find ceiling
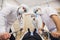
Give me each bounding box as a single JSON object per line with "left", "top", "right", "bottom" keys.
{"left": 0, "top": 0, "right": 60, "bottom": 11}
{"left": 15, "top": 0, "right": 60, "bottom": 7}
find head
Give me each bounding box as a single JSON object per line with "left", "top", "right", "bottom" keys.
{"left": 17, "top": 4, "right": 29, "bottom": 20}
{"left": 17, "top": 4, "right": 29, "bottom": 15}
{"left": 33, "top": 6, "right": 42, "bottom": 15}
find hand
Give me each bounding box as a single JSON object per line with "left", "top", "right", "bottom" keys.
{"left": 38, "top": 28, "right": 43, "bottom": 34}
{"left": 51, "top": 32, "right": 60, "bottom": 38}
{"left": 38, "top": 28, "right": 49, "bottom": 34}
{"left": 1, "top": 32, "right": 11, "bottom": 40}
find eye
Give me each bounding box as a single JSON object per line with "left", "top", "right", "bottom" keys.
{"left": 34, "top": 10, "right": 38, "bottom": 13}
{"left": 18, "top": 13, "right": 21, "bottom": 15}
{"left": 23, "top": 7, "right": 26, "bottom": 9}
{"left": 23, "top": 7, "right": 27, "bottom": 12}
{"left": 24, "top": 9, "right": 27, "bottom": 12}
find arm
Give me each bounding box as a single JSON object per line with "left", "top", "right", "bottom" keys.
{"left": 0, "top": 15, "right": 6, "bottom": 39}
{"left": 0, "top": 6, "right": 11, "bottom": 39}
{"left": 46, "top": 7, "right": 60, "bottom": 32}
{"left": 0, "top": 6, "right": 11, "bottom": 33}
{"left": 51, "top": 15, "right": 60, "bottom": 32}
{"left": 0, "top": 12, "right": 11, "bottom": 40}
{"left": 47, "top": 7, "right": 60, "bottom": 38}
{"left": 50, "top": 15, "right": 60, "bottom": 38}
{"left": 38, "top": 22, "right": 45, "bottom": 34}
{"left": 0, "top": 15, "right": 6, "bottom": 33}
{"left": 41, "top": 22, "right": 45, "bottom": 29}
{"left": 38, "top": 22, "right": 45, "bottom": 31}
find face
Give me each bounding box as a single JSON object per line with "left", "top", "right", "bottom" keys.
{"left": 18, "top": 7, "right": 27, "bottom": 14}
{"left": 36, "top": 8, "right": 41, "bottom": 14}
{"left": 17, "top": 5, "right": 29, "bottom": 23}
{"left": 34, "top": 8, "right": 42, "bottom": 15}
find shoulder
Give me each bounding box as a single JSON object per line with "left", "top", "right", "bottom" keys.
{"left": 44, "top": 7, "right": 58, "bottom": 16}
{"left": 5, "top": 3, "right": 19, "bottom": 10}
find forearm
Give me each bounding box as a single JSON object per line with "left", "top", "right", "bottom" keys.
{"left": 38, "top": 22, "right": 45, "bottom": 30}
{"left": 0, "top": 34, "right": 1, "bottom": 38}
{"left": 41, "top": 22, "right": 45, "bottom": 29}
{"left": 0, "top": 12, "right": 8, "bottom": 40}
{"left": 0, "top": 7, "right": 12, "bottom": 33}
{"left": 0, "top": 15, "right": 6, "bottom": 33}
{"left": 51, "top": 15, "right": 60, "bottom": 32}
{"left": 55, "top": 18, "right": 60, "bottom": 32}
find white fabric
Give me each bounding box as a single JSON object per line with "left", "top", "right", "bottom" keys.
{"left": 40, "top": 7, "right": 58, "bottom": 32}
{"left": 32, "top": 16, "right": 41, "bottom": 33}
{"left": 45, "top": 7, "right": 58, "bottom": 16}
{"left": 32, "top": 18, "right": 38, "bottom": 28}
{"left": 0, "top": 3, "right": 19, "bottom": 33}
{"left": 19, "top": 17, "right": 24, "bottom": 28}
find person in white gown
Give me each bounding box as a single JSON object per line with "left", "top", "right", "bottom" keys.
{"left": 33, "top": 6, "right": 60, "bottom": 40}
{"left": 0, "top": 3, "right": 29, "bottom": 40}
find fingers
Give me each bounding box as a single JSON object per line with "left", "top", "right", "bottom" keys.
{"left": 51, "top": 33, "right": 58, "bottom": 38}
{"left": 51, "top": 32, "right": 60, "bottom": 38}
{"left": 38, "top": 28, "right": 43, "bottom": 34}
